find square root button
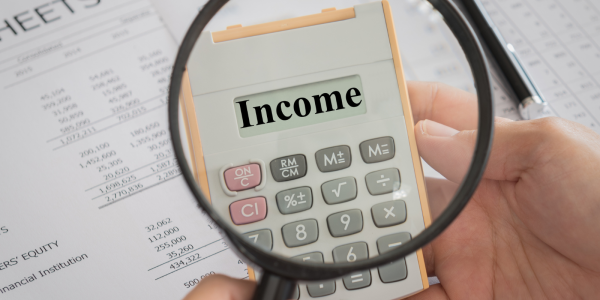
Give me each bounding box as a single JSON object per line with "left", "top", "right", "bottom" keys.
{"left": 224, "top": 164, "right": 261, "bottom": 191}
{"left": 270, "top": 154, "right": 307, "bottom": 182}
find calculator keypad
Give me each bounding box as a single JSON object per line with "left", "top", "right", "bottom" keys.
{"left": 222, "top": 136, "right": 419, "bottom": 297}
{"left": 321, "top": 177, "right": 357, "bottom": 204}
{"left": 371, "top": 200, "right": 407, "bottom": 228}
{"left": 315, "top": 145, "right": 351, "bottom": 172}
{"left": 276, "top": 187, "right": 313, "bottom": 214}
{"left": 365, "top": 168, "right": 401, "bottom": 195}
{"left": 270, "top": 154, "right": 307, "bottom": 182}
{"left": 282, "top": 219, "right": 319, "bottom": 247}
{"left": 327, "top": 209, "right": 363, "bottom": 237}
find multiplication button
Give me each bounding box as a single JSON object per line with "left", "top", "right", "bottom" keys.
{"left": 270, "top": 154, "right": 307, "bottom": 182}
{"left": 371, "top": 200, "right": 406, "bottom": 228}
{"left": 276, "top": 187, "right": 312, "bottom": 214}
{"left": 359, "top": 137, "right": 395, "bottom": 163}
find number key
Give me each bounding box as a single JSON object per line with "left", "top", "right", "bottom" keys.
{"left": 242, "top": 229, "right": 273, "bottom": 251}
{"left": 281, "top": 219, "right": 318, "bottom": 248}
{"left": 326, "top": 209, "right": 363, "bottom": 237}
{"left": 332, "top": 242, "right": 371, "bottom": 290}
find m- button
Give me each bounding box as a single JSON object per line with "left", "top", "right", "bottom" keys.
{"left": 270, "top": 154, "right": 307, "bottom": 182}
{"left": 224, "top": 164, "right": 261, "bottom": 191}
{"left": 360, "top": 137, "right": 395, "bottom": 163}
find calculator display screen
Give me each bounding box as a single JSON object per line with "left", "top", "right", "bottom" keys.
{"left": 233, "top": 75, "right": 366, "bottom": 138}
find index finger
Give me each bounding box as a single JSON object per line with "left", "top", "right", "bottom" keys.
{"left": 407, "top": 81, "right": 478, "bottom": 131}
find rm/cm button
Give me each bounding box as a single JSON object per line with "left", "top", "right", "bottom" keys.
{"left": 270, "top": 154, "right": 307, "bottom": 182}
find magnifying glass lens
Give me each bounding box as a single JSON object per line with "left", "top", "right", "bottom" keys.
{"left": 172, "top": 0, "right": 488, "bottom": 298}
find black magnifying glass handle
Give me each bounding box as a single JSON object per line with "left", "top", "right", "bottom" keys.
{"left": 251, "top": 272, "right": 296, "bottom": 300}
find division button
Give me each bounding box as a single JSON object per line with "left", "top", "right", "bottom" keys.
{"left": 291, "top": 252, "right": 335, "bottom": 297}
{"left": 321, "top": 177, "right": 357, "bottom": 204}
{"left": 281, "top": 219, "right": 318, "bottom": 247}
{"left": 315, "top": 145, "right": 351, "bottom": 172}
{"left": 327, "top": 209, "right": 363, "bottom": 237}
{"left": 371, "top": 200, "right": 407, "bottom": 228}
{"left": 376, "top": 232, "right": 411, "bottom": 283}
{"left": 223, "top": 163, "right": 261, "bottom": 191}
{"left": 276, "top": 187, "right": 312, "bottom": 214}
{"left": 241, "top": 229, "right": 273, "bottom": 252}
{"left": 365, "top": 168, "right": 401, "bottom": 195}
{"left": 229, "top": 197, "right": 267, "bottom": 225}
{"left": 270, "top": 154, "right": 307, "bottom": 182}
{"left": 359, "top": 137, "right": 395, "bottom": 163}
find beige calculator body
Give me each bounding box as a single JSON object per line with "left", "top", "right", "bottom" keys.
{"left": 180, "top": 1, "right": 431, "bottom": 299}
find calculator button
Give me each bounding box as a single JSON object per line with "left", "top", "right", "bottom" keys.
{"left": 327, "top": 209, "right": 363, "bottom": 237}
{"left": 342, "top": 270, "right": 371, "bottom": 290}
{"left": 315, "top": 145, "right": 351, "bottom": 172}
{"left": 276, "top": 187, "right": 312, "bottom": 214}
{"left": 223, "top": 164, "right": 262, "bottom": 191}
{"left": 292, "top": 251, "right": 324, "bottom": 263}
{"left": 376, "top": 232, "right": 411, "bottom": 283}
{"left": 371, "top": 200, "right": 407, "bottom": 228}
{"left": 321, "top": 177, "right": 357, "bottom": 204}
{"left": 242, "top": 229, "right": 272, "bottom": 251}
{"left": 332, "top": 242, "right": 369, "bottom": 263}
{"left": 229, "top": 197, "right": 267, "bottom": 225}
{"left": 360, "top": 137, "right": 395, "bottom": 163}
{"left": 365, "top": 168, "right": 401, "bottom": 195}
{"left": 270, "top": 154, "right": 307, "bottom": 182}
{"left": 281, "top": 219, "right": 318, "bottom": 247}
{"left": 307, "top": 281, "right": 336, "bottom": 297}
{"left": 291, "top": 252, "right": 336, "bottom": 297}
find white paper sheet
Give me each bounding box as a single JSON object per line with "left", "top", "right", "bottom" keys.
{"left": 0, "top": 1, "right": 247, "bottom": 299}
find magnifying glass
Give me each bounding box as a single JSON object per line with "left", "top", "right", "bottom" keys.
{"left": 168, "top": 0, "right": 493, "bottom": 299}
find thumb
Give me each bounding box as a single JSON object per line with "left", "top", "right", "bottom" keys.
{"left": 416, "top": 117, "right": 523, "bottom": 183}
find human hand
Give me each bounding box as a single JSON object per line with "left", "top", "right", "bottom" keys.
{"left": 407, "top": 81, "right": 600, "bottom": 299}
{"left": 182, "top": 274, "right": 254, "bottom": 300}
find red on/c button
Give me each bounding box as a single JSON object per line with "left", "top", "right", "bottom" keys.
{"left": 229, "top": 197, "right": 267, "bottom": 225}
{"left": 224, "top": 164, "right": 261, "bottom": 191}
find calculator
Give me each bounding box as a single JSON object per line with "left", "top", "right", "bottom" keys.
{"left": 180, "top": 1, "right": 432, "bottom": 299}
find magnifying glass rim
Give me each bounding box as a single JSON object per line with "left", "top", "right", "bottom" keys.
{"left": 168, "top": 0, "right": 494, "bottom": 281}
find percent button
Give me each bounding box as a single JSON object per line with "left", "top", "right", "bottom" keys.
{"left": 276, "top": 187, "right": 313, "bottom": 215}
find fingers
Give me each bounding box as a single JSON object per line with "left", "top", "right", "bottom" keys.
{"left": 407, "top": 81, "right": 478, "bottom": 131}
{"left": 425, "top": 177, "right": 458, "bottom": 220}
{"left": 183, "top": 274, "right": 256, "bottom": 300}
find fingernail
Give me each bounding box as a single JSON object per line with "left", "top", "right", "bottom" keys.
{"left": 422, "top": 119, "right": 459, "bottom": 137}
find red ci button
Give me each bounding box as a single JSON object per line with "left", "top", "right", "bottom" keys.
{"left": 229, "top": 197, "right": 267, "bottom": 225}
{"left": 224, "top": 164, "right": 261, "bottom": 191}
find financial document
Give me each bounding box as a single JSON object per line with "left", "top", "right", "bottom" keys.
{"left": 482, "top": 0, "right": 600, "bottom": 132}
{"left": 0, "top": 1, "right": 247, "bottom": 299}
